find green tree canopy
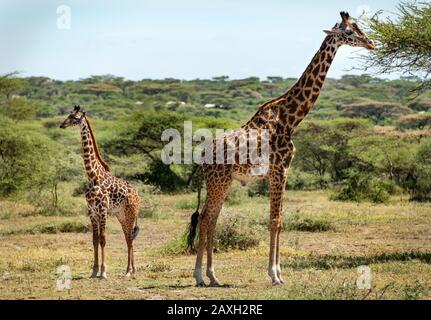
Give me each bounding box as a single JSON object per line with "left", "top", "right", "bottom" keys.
{"left": 363, "top": 2, "right": 431, "bottom": 91}
{"left": 0, "top": 72, "right": 25, "bottom": 99}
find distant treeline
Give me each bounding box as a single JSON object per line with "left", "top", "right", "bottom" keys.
{"left": 0, "top": 74, "right": 430, "bottom": 211}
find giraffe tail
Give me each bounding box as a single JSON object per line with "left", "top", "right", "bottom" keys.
{"left": 132, "top": 226, "right": 140, "bottom": 240}
{"left": 187, "top": 166, "right": 202, "bottom": 251}
{"left": 132, "top": 216, "right": 140, "bottom": 240}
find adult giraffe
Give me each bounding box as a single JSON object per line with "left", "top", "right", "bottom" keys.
{"left": 187, "top": 12, "right": 376, "bottom": 286}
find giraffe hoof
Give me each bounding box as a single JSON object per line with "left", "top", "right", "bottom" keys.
{"left": 100, "top": 273, "right": 108, "bottom": 279}
{"left": 196, "top": 282, "right": 206, "bottom": 287}
{"left": 209, "top": 281, "right": 222, "bottom": 287}
{"left": 272, "top": 280, "right": 283, "bottom": 286}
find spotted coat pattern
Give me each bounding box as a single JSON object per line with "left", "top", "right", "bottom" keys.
{"left": 60, "top": 110, "right": 140, "bottom": 279}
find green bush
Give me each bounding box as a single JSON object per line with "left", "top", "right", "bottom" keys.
{"left": 1, "top": 221, "right": 89, "bottom": 236}
{"left": 162, "top": 233, "right": 189, "bottom": 255}
{"left": 142, "top": 159, "right": 186, "bottom": 192}
{"left": 332, "top": 172, "right": 394, "bottom": 203}
{"left": 163, "top": 211, "right": 262, "bottom": 255}
{"left": 407, "top": 140, "right": 431, "bottom": 202}
{"left": 248, "top": 180, "right": 269, "bottom": 197}
{"left": 215, "top": 211, "right": 262, "bottom": 251}
{"left": 174, "top": 198, "right": 198, "bottom": 210}
{"left": 139, "top": 194, "right": 161, "bottom": 219}
{"left": 287, "top": 169, "right": 324, "bottom": 190}
{"left": 1, "top": 97, "right": 35, "bottom": 121}
{"left": 0, "top": 120, "right": 52, "bottom": 197}
{"left": 72, "top": 180, "right": 88, "bottom": 197}
{"left": 284, "top": 213, "right": 334, "bottom": 232}
{"left": 225, "top": 182, "right": 248, "bottom": 205}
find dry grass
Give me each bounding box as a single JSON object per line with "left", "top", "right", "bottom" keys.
{"left": 0, "top": 190, "right": 430, "bottom": 300}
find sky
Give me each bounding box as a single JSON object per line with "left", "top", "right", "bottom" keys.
{"left": 1, "top": 0, "right": 400, "bottom": 81}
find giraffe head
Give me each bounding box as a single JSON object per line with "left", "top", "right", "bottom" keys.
{"left": 324, "top": 11, "right": 375, "bottom": 50}
{"left": 60, "top": 105, "right": 85, "bottom": 129}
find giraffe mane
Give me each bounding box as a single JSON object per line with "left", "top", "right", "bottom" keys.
{"left": 84, "top": 114, "right": 111, "bottom": 172}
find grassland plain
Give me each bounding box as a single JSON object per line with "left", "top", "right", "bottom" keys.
{"left": 0, "top": 190, "right": 430, "bottom": 300}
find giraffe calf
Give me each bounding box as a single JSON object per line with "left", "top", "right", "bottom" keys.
{"left": 60, "top": 105, "right": 141, "bottom": 279}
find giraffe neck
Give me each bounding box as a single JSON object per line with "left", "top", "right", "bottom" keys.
{"left": 79, "top": 118, "right": 107, "bottom": 182}
{"left": 282, "top": 35, "right": 340, "bottom": 129}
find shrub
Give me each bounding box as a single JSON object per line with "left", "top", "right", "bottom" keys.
{"left": 139, "top": 194, "right": 161, "bottom": 218}
{"left": 397, "top": 114, "right": 431, "bottom": 130}
{"left": 0, "top": 121, "right": 51, "bottom": 197}
{"left": 163, "top": 211, "right": 262, "bottom": 255}
{"left": 1, "top": 97, "right": 35, "bottom": 121}
{"left": 332, "top": 172, "right": 393, "bottom": 203}
{"left": 287, "top": 169, "right": 324, "bottom": 190}
{"left": 406, "top": 140, "right": 431, "bottom": 202}
{"left": 162, "top": 233, "right": 189, "bottom": 255}
{"left": 142, "top": 159, "right": 186, "bottom": 192}
{"left": 72, "top": 180, "right": 88, "bottom": 197}
{"left": 174, "top": 198, "right": 198, "bottom": 210}
{"left": 1, "top": 221, "right": 89, "bottom": 236}
{"left": 341, "top": 101, "right": 411, "bottom": 124}
{"left": 284, "top": 213, "right": 334, "bottom": 232}
{"left": 225, "top": 182, "right": 248, "bottom": 206}
{"left": 214, "top": 211, "right": 262, "bottom": 251}
{"left": 53, "top": 221, "right": 89, "bottom": 233}
{"left": 248, "top": 180, "right": 269, "bottom": 197}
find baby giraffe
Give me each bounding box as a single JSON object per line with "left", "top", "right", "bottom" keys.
{"left": 60, "top": 105, "right": 140, "bottom": 279}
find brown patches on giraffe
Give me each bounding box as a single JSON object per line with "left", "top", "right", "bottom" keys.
{"left": 60, "top": 106, "right": 141, "bottom": 279}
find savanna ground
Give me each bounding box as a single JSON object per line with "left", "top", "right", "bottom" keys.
{"left": 1, "top": 184, "right": 430, "bottom": 300}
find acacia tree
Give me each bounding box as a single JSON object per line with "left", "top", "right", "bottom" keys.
{"left": 341, "top": 101, "right": 411, "bottom": 124}
{"left": 0, "top": 72, "right": 25, "bottom": 99}
{"left": 362, "top": 2, "right": 431, "bottom": 91}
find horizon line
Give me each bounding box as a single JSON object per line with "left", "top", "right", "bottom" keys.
{"left": 10, "top": 72, "right": 404, "bottom": 82}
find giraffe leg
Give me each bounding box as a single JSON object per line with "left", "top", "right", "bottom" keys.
{"left": 122, "top": 207, "right": 135, "bottom": 278}
{"left": 276, "top": 224, "right": 284, "bottom": 284}
{"left": 268, "top": 171, "right": 286, "bottom": 285}
{"left": 121, "top": 222, "right": 133, "bottom": 278}
{"left": 90, "top": 216, "right": 99, "bottom": 278}
{"left": 122, "top": 205, "right": 137, "bottom": 278}
{"left": 206, "top": 213, "right": 222, "bottom": 287}
{"left": 206, "top": 184, "right": 231, "bottom": 287}
{"left": 99, "top": 210, "right": 108, "bottom": 279}
{"left": 193, "top": 205, "right": 208, "bottom": 287}
{"left": 125, "top": 239, "right": 133, "bottom": 278}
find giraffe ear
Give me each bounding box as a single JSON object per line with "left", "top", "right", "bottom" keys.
{"left": 323, "top": 29, "right": 341, "bottom": 35}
